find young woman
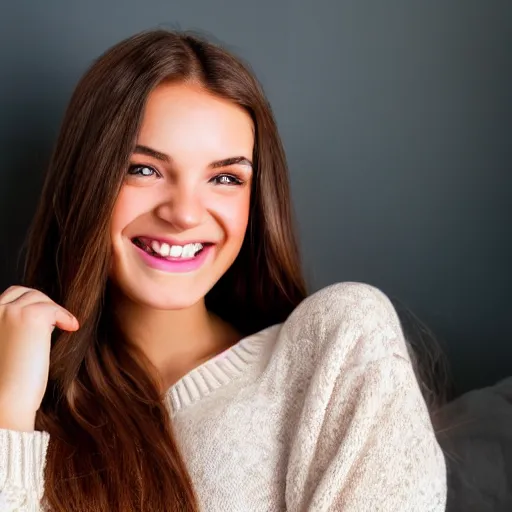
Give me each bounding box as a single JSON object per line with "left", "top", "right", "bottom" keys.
{"left": 0, "top": 30, "right": 446, "bottom": 511}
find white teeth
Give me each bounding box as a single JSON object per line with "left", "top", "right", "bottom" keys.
{"left": 147, "top": 240, "right": 205, "bottom": 259}
{"left": 150, "top": 240, "right": 161, "bottom": 253}
{"left": 169, "top": 245, "right": 183, "bottom": 257}
{"left": 160, "top": 243, "right": 170, "bottom": 257}
{"left": 181, "top": 243, "right": 196, "bottom": 258}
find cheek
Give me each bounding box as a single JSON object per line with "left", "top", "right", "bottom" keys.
{"left": 216, "top": 191, "right": 251, "bottom": 242}
{"left": 110, "top": 187, "right": 147, "bottom": 238}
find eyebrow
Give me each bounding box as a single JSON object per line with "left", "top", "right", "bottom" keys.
{"left": 133, "top": 145, "right": 253, "bottom": 169}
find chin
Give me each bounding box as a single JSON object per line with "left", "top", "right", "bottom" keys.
{"left": 115, "top": 278, "right": 209, "bottom": 311}
{"left": 138, "top": 292, "right": 203, "bottom": 311}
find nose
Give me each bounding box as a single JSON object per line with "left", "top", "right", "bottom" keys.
{"left": 155, "top": 184, "right": 205, "bottom": 231}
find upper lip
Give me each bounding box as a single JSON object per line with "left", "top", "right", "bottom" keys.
{"left": 132, "top": 235, "right": 213, "bottom": 246}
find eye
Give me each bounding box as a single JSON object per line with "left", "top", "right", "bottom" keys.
{"left": 127, "top": 164, "right": 159, "bottom": 177}
{"left": 211, "top": 174, "right": 244, "bottom": 186}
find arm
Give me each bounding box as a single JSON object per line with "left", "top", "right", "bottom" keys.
{"left": 0, "top": 429, "right": 48, "bottom": 512}
{"left": 285, "top": 283, "right": 447, "bottom": 512}
{"left": 0, "top": 286, "right": 77, "bottom": 511}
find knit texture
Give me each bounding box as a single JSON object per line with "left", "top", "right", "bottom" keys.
{"left": 0, "top": 282, "right": 446, "bottom": 511}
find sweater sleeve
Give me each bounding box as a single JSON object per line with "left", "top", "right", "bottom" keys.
{"left": 0, "top": 429, "right": 48, "bottom": 512}
{"left": 285, "top": 283, "right": 447, "bottom": 512}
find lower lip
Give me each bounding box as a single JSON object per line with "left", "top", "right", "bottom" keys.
{"left": 133, "top": 243, "right": 213, "bottom": 273}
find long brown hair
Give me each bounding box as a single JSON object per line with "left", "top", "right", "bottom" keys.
{"left": 24, "top": 30, "right": 306, "bottom": 511}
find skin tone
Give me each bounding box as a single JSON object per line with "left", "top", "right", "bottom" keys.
{"left": 109, "top": 81, "right": 255, "bottom": 390}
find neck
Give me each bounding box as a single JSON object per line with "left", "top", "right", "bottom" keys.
{"left": 112, "top": 291, "right": 241, "bottom": 391}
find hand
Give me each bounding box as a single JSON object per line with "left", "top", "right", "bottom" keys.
{"left": 0, "top": 286, "right": 79, "bottom": 431}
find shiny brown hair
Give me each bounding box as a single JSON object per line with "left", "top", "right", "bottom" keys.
{"left": 24, "top": 30, "right": 306, "bottom": 511}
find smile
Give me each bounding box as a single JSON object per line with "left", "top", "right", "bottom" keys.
{"left": 131, "top": 236, "right": 214, "bottom": 273}
{"left": 132, "top": 237, "right": 208, "bottom": 260}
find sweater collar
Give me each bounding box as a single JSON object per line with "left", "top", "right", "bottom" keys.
{"left": 165, "top": 324, "right": 280, "bottom": 414}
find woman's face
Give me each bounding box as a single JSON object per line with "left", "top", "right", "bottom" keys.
{"left": 110, "top": 82, "right": 254, "bottom": 310}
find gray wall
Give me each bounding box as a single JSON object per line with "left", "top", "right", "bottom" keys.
{"left": 0, "top": 1, "right": 510, "bottom": 394}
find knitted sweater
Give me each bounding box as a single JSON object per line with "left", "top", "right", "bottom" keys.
{"left": 0, "top": 282, "right": 446, "bottom": 511}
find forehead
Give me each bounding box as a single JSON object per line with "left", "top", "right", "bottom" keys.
{"left": 137, "top": 82, "right": 254, "bottom": 164}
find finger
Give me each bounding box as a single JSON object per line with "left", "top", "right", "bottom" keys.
{"left": 54, "top": 308, "right": 80, "bottom": 332}
{"left": 9, "top": 290, "right": 54, "bottom": 308}
{"left": 0, "top": 286, "right": 35, "bottom": 305}
{"left": 29, "top": 302, "right": 80, "bottom": 332}
{"left": 4, "top": 290, "right": 77, "bottom": 327}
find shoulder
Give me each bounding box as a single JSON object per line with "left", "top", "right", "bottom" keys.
{"left": 280, "top": 282, "right": 409, "bottom": 367}
{"left": 290, "top": 281, "right": 400, "bottom": 326}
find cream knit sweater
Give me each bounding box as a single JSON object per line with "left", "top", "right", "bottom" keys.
{"left": 0, "top": 282, "right": 446, "bottom": 511}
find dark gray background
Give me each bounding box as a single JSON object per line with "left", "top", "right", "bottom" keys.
{"left": 0, "top": 1, "right": 510, "bottom": 395}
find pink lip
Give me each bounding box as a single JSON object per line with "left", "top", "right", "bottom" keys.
{"left": 133, "top": 243, "right": 213, "bottom": 273}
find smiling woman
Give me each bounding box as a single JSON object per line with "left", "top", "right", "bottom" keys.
{"left": 110, "top": 83, "right": 254, "bottom": 312}
{"left": 0, "top": 30, "right": 446, "bottom": 512}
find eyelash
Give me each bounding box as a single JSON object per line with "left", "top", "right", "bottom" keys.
{"left": 127, "top": 165, "right": 245, "bottom": 186}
